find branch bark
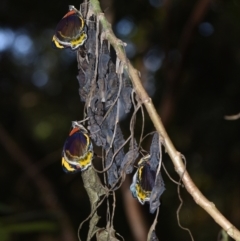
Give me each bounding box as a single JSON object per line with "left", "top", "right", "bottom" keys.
{"left": 89, "top": 0, "right": 240, "bottom": 240}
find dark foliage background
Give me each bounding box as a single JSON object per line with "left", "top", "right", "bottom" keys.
{"left": 0, "top": 0, "right": 240, "bottom": 240}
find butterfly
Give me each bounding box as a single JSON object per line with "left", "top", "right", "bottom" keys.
{"left": 130, "top": 155, "right": 157, "bottom": 204}
{"left": 52, "top": 6, "right": 87, "bottom": 50}
{"left": 62, "top": 121, "right": 93, "bottom": 173}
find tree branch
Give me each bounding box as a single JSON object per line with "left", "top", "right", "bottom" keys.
{"left": 0, "top": 124, "right": 77, "bottom": 241}
{"left": 89, "top": 0, "right": 240, "bottom": 240}
{"left": 160, "top": 0, "right": 213, "bottom": 124}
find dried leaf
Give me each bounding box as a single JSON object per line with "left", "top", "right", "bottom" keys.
{"left": 120, "top": 139, "right": 138, "bottom": 174}
{"left": 150, "top": 133, "right": 160, "bottom": 170}
{"left": 149, "top": 172, "right": 165, "bottom": 214}
{"left": 106, "top": 149, "right": 118, "bottom": 187}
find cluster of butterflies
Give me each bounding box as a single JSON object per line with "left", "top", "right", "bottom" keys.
{"left": 52, "top": 6, "right": 165, "bottom": 211}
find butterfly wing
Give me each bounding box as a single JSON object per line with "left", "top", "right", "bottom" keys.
{"left": 52, "top": 10, "right": 87, "bottom": 50}
{"left": 135, "top": 164, "right": 156, "bottom": 204}
{"left": 63, "top": 130, "right": 89, "bottom": 161}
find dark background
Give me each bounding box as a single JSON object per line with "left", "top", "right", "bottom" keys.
{"left": 0, "top": 0, "right": 240, "bottom": 240}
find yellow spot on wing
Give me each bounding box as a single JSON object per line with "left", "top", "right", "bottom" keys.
{"left": 62, "top": 157, "right": 77, "bottom": 172}
{"left": 70, "top": 32, "right": 87, "bottom": 48}
{"left": 52, "top": 35, "right": 64, "bottom": 49}
{"left": 78, "top": 151, "right": 93, "bottom": 170}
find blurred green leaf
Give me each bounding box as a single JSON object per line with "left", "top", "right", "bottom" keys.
{"left": 0, "top": 220, "right": 57, "bottom": 241}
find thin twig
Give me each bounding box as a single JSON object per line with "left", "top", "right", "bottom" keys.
{"left": 224, "top": 113, "right": 240, "bottom": 121}
{"left": 176, "top": 155, "right": 194, "bottom": 241}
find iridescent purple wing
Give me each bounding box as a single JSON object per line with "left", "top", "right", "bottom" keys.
{"left": 63, "top": 130, "right": 88, "bottom": 161}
